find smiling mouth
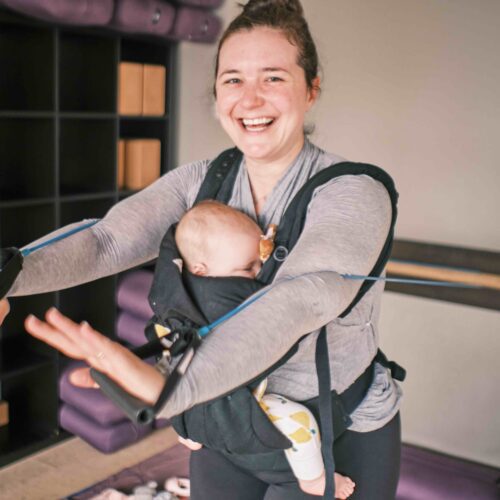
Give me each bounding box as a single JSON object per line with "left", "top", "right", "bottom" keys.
{"left": 239, "top": 117, "right": 275, "bottom": 132}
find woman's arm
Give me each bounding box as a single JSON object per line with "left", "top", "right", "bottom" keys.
{"left": 24, "top": 307, "right": 164, "bottom": 404}
{"left": 159, "top": 175, "right": 393, "bottom": 418}
{"left": 6, "top": 161, "right": 209, "bottom": 297}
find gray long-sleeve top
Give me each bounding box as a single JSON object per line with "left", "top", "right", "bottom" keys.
{"left": 9, "top": 139, "right": 401, "bottom": 432}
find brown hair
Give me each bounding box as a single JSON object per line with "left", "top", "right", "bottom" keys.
{"left": 214, "top": 0, "right": 320, "bottom": 95}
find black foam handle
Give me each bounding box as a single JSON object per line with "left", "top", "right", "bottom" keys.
{"left": 90, "top": 368, "right": 156, "bottom": 425}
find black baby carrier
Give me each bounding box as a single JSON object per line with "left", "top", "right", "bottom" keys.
{"left": 92, "top": 148, "right": 405, "bottom": 499}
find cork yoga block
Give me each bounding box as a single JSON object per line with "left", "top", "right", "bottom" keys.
{"left": 117, "top": 139, "right": 125, "bottom": 189}
{"left": 124, "top": 139, "right": 161, "bottom": 190}
{"left": 143, "top": 64, "right": 166, "bottom": 116}
{"left": 118, "top": 62, "right": 143, "bottom": 115}
{"left": 0, "top": 400, "right": 9, "bottom": 427}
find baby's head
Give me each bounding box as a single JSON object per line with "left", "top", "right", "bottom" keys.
{"left": 175, "top": 200, "right": 262, "bottom": 279}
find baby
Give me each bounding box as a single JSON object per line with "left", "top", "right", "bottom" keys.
{"left": 174, "top": 200, "right": 355, "bottom": 499}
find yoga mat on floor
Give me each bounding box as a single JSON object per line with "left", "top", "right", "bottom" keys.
{"left": 66, "top": 444, "right": 499, "bottom": 499}
{"left": 67, "top": 444, "right": 190, "bottom": 499}
{"left": 396, "top": 445, "right": 499, "bottom": 499}
{"left": 117, "top": 270, "right": 154, "bottom": 319}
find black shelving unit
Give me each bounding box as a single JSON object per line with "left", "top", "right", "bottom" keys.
{"left": 0, "top": 8, "right": 178, "bottom": 466}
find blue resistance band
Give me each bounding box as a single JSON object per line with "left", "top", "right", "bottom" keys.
{"left": 21, "top": 220, "right": 99, "bottom": 257}
{"left": 343, "top": 274, "right": 479, "bottom": 288}
{"left": 198, "top": 272, "right": 480, "bottom": 338}
{"left": 17, "top": 220, "right": 482, "bottom": 339}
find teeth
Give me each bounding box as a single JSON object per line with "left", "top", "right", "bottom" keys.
{"left": 242, "top": 117, "right": 274, "bottom": 126}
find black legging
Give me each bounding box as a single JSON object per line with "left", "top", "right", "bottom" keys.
{"left": 190, "top": 412, "right": 401, "bottom": 499}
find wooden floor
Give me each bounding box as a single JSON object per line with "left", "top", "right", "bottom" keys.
{"left": 0, "top": 426, "right": 179, "bottom": 500}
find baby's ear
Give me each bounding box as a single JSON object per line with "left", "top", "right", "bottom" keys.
{"left": 192, "top": 263, "right": 208, "bottom": 276}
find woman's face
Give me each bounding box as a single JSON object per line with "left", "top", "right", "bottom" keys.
{"left": 215, "top": 27, "right": 318, "bottom": 165}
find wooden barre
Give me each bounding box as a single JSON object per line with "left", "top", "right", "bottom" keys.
{"left": 386, "top": 260, "right": 500, "bottom": 291}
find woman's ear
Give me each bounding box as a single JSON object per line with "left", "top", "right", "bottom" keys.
{"left": 192, "top": 262, "right": 208, "bottom": 276}
{"left": 213, "top": 101, "right": 220, "bottom": 121}
{"left": 306, "top": 76, "right": 321, "bottom": 109}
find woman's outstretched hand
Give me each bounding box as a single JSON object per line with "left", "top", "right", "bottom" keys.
{"left": 0, "top": 299, "right": 9, "bottom": 325}
{"left": 25, "top": 307, "right": 165, "bottom": 405}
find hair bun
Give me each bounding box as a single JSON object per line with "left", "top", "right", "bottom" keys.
{"left": 241, "top": 0, "right": 304, "bottom": 17}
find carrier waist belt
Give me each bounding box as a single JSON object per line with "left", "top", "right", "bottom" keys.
{"left": 338, "top": 360, "right": 374, "bottom": 414}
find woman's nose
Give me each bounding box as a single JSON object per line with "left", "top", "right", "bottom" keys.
{"left": 240, "top": 83, "right": 265, "bottom": 108}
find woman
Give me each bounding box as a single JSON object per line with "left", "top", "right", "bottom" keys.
{"left": 1, "top": 0, "right": 402, "bottom": 498}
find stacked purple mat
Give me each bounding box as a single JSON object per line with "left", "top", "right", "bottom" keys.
{"left": 59, "top": 270, "right": 170, "bottom": 453}
{"left": 1, "top": 0, "right": 224, "bottom": 45}
{"left": 115, "top": 270, "right": 154, "bottom": 347}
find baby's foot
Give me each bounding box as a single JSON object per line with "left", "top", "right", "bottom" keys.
{"left": 334, "top": 472, "right": 355, "bottom": 499}
{"left": 299, "top": 471, "right": 355, "bottom": 498}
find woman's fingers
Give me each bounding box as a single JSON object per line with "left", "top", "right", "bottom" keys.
{"left": 69, "top": 366, "right": 99, "bottom": 389}
{"left": 0, "top": 298, "right": 10, "bottom": 325}
{"left": 25, "top": 312, "right": 85, "bottom": 359}
{"left": 45, "top": 308, "right": 106, "bottom": 351}
{"left": 25, "top": 307, "right": 112, "bottom": 368}
{"left": 44, "top": 307, "right": 91, "bottom": 346}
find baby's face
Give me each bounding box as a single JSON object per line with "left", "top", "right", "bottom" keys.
{"left": 206, "top": 228, "right": 262, "bottom": 279}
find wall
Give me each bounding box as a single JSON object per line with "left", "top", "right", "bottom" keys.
{"left": 176, "top": 0, "right": 500, "bottom": 467}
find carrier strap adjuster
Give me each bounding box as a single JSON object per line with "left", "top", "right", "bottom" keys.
{"left": 375, "top": 349, "right": 406, "bottom": 381}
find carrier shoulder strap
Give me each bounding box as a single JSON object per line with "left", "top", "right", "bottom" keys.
{"left": 194, "top": 147, "right": 241, "bottom": 204}
{"left": 266, "top": 160, "right": 399, "bottom": 317}
{"left": 194, "top": 147, "right": 399, "bottom": 318}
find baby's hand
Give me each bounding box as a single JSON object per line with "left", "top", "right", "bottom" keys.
{"left": 178, "top": 436, "right": 203, "bottom": 451}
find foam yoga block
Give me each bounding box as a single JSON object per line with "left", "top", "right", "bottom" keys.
{"left": 59, "top": 404, "right": 153, "bottom": 454}
{"left": 117, "top": 270, "right": 154, "bottom": 319}
{"left": 396, "top": 445, "right": 500, "bottom": 500}
{"left": 116, "top": 310, "right": 148, "bottom": 346}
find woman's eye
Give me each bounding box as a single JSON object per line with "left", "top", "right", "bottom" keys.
{"left": 224, "top": 78, "right": 241, "bottom": 85}
{"left": 266, "top": 76, "right": 283, "bottom": 82}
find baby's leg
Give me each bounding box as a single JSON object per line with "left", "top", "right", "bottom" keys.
{"left": 261, "top": 393, "right": 355, "bottom": 498}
